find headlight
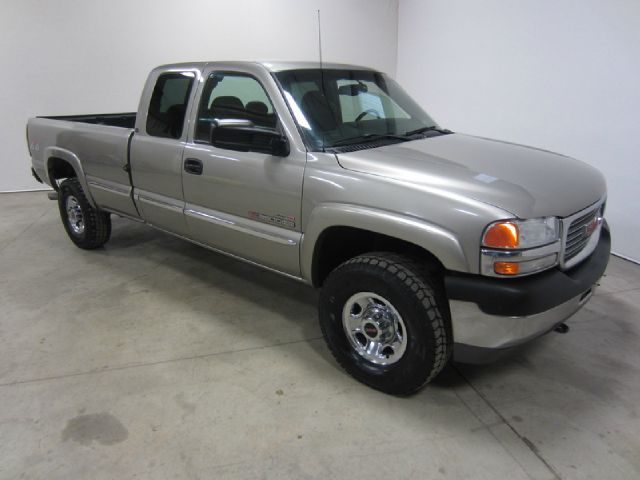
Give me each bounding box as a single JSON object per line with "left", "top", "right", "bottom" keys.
{"left": 483, "top": 217, "right": 559, "bottom": 249}
{"left": 481, "top": 217, "right": 561, "bottom": 277}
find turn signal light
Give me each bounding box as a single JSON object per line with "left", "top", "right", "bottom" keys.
{"left": 494, "top": 261, "right": 520, "bottom": 275}
{"left": 483, "top": 222, "right": 519, "bottom": 248}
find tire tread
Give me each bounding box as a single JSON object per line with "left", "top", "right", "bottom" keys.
{"left": 320, "top": 252, "right": 451, "bottom": 394}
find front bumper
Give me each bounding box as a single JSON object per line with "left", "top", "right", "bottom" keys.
{"left": 445, "top": 224, "right": 611, "bottom": 364}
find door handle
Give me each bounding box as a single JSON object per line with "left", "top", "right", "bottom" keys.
{"left": 184, "top": 158, "right": 203, "bottom": 175}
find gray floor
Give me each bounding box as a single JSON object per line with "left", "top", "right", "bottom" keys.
{"left": 1, "top": 191, "right": 639, "bottom": 480}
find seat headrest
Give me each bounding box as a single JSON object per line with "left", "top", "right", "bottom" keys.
{"left": 246, "top": 101, "right": 268, "bottom": 115}
{"left": 211, "top": 96, "right": 244, "bottom": 111}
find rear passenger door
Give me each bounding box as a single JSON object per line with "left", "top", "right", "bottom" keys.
{"left": 182, "top": 68, "right": 306, "bottom": 277}
{"left": 130, "top": 69, "right": 197, "bottom": 235}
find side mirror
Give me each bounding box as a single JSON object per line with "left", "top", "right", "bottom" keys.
{"left": 210, "top": 118, "right": 289, "bottom": 157}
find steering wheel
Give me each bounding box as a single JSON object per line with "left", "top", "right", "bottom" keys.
{"left": 354, "top": 109, "right": 381, "bottom": 122}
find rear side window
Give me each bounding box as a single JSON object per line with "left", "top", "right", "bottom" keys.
{"left": 146, "top": 72, "right": 195, "bottom": 139}
{"left": 195, "top": 72, "right": 277, "bottom": 142}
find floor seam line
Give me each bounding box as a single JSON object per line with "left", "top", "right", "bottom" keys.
{"left": 453, "top": 365, "right": 562, "bottom": 480}
{"left": 452, "top": 387, "right": 540, "bottom": 480}
{"left": 0, "top": 336, "right": 324, "bottom": 388}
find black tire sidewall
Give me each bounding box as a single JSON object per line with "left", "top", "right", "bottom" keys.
{"left": 58, "top": 180, "right": 89, "bottom": 245}
{"left": 319, "top": 257, "right": 445, "bottom": 394}
{"left": 57, "top": 178, "right": 110, "bottom": 249}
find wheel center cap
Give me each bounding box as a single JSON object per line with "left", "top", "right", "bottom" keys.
{"left": 362, "top": 306, "right": 397, "bottom": 342}
{"left": 363, "top": 323, "right": 379, "bottom": 338}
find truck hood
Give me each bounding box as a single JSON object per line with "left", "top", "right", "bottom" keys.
{"left": 335, "top": 133, "right": 606, "bottom": 219}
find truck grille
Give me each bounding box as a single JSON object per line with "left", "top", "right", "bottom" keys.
{"left": 563, "top": 207, "right": 599, "bottom": 262}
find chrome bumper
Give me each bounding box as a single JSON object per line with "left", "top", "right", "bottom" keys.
{"left": 445, "top": 224, "right": 610, "bottom": 364}
{"left": 450, "top": 287, "right": 592, "bottom": 351}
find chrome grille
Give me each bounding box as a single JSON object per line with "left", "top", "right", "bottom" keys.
{"left": 563, "top": 207, "right": 599, "bottom": 263}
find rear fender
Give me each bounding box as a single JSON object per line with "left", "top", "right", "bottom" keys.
{"left": 45, "top": 147, "right": 96, "bottom": 207}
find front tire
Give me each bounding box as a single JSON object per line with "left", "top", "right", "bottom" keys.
{"left": 319, "top": 253, "right": 451, "bottom": 395}
{"left": 58, "top": 178, "right": 111, "bottom": 249}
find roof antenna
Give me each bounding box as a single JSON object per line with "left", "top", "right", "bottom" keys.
{"left": 317, "top": 9, "right": 327, "bottom": 152}
{"left": 317, "top": 9, "right": 323, "bottom": 70}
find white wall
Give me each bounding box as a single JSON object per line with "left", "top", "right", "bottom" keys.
{"left": 397, "top": 0, "right": 640, "bottom": 261}
{"left": 0, "top": 0, "right": 398, "bottom": 191}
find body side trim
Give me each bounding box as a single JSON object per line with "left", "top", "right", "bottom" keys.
{"left": 86, "top": 176, "right": 132, "bottom": 196}
{"left": 185, "top": 204, "right": 300, "bottom": 246}
{"left": 134, "top": 189, "right": 184, "bottom": 212}
{"left": 147, "top": 222, "right": 306, "bottom": 283}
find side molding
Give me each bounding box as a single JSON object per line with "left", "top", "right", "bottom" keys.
{"left": 300, "top": 203, "right": 469, "bottom": 282}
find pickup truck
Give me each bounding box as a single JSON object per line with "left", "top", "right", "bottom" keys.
{"left": 27, "top": 61, "right": 610, "bottom": 394}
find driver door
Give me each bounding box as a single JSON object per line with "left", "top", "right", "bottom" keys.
{"left": 181, "top": 69, "right": 305, "bottom": 277}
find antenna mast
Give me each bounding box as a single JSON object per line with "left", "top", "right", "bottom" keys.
{"left": 317, "top": 9, "right": 326, "bottom": 151}
{"left": 317, "top": 9, "right": 323, "bottom": 69}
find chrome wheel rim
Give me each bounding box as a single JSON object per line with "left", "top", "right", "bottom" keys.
{"left": 65, "top": 196, "right": 85, "bottom": 235}
{"left": 342, "top": 292, "right": 408, "bottom": 365}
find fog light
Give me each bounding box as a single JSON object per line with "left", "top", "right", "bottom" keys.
{"left": 491, "top": 253, "right": 558, "bottom": 276}
{"left": 494, "top": 261, "right": 520, "bottom": 275}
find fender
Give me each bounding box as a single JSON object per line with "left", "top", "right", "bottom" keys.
{"left": 44, "top": 147, "right": 96, "bottom": 207}
{"left": 300, "top": 203, "right": 469, "bottom": 282}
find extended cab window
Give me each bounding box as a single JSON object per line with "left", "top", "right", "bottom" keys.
{"left": 146, "top": 72, "right": 195, "bottom": 139}
{"left": 195, "top": 72, "right": 277, "bottom": 142}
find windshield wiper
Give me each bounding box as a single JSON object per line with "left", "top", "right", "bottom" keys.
{"left": 328, "top": 133, "right": 409, "bottom": 148}
{"left": 404, "top": 125, "right": 451, "bottom": 137}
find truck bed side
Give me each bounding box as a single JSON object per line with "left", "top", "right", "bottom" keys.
{"left": 40, "top": 112, "right": 136, "bottom": 129}
{"left": 28, "top": 116, "right": 140, "bottom": 218}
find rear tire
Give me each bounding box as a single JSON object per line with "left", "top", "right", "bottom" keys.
{"left": 58, "top": 178, "right": 111, "bottom": 249}
{"left": 319, "top": 252, "right": 451, "bottom": 395}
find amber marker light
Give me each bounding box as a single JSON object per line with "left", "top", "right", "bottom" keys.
{"left": 483, "top": 222, "right": 519, "bottom": 248}
{"left": 494, "top": 261, "right": 520, "bottom": 275}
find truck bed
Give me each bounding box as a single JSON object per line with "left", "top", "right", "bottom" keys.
{"left": 39, "top": 112, "right": 136, "bottom": 129}
{"left": 28, "top": 113, "right": 140, "bottom": 218}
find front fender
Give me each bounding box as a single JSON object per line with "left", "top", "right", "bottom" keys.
{"left": 44, "top": 147, "right": 96, "bottom": 207}
{"left": 300, "top": 203, "right": 469, "bottom": 282}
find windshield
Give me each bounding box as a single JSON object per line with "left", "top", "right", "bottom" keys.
{"left": 274, "top": 68, "right": 441, "bottom": 151}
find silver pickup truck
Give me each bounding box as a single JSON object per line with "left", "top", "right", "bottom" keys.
{"left": 27, "top": 61, "right": 610, "bottom": 394}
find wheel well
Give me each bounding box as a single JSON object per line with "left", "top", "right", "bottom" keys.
{"left": 47, "top": 157, "right": 77, "bottom": 189}
{"left": 311, "top": 226, "right": 444, "bottom": 287}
